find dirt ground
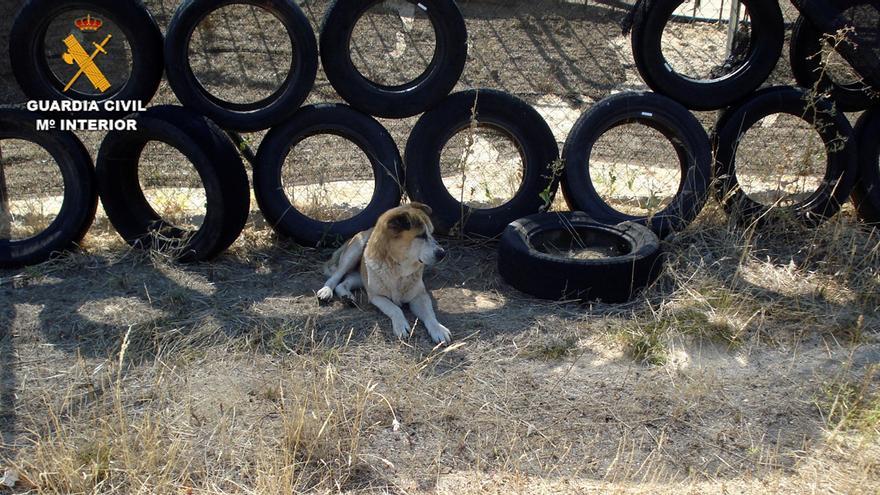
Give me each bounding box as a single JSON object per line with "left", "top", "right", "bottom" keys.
{"left": 1, "top": 214, "right": 878, "bottom": 494}
{"left": 1, "top": 0, "right": 879, "bottom": 493}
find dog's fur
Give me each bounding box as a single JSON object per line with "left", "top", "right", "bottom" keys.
{"left": 316, "top": 203, "right": 451, "bottom": 344}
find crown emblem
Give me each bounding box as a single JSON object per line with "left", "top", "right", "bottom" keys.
{"left": 75, "top": 15, "right": 102, "bottom": 32}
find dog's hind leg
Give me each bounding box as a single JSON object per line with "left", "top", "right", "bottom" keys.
{"left": 317, "top": 238, "right": 365, "bottom": 302}
{"left": 334, "top": 272, "right": 363, "bottom": 301}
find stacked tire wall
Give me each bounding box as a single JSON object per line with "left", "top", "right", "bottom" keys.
{"left": 1, "top": 0, "right": 876, "bottom": 270}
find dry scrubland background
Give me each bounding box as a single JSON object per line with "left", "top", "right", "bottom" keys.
{"left": 1, "top": 0, "right": 879, "bottom": 493}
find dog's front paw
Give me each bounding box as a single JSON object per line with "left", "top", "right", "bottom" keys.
{"left": 427, "top": 324, "right": 452, "bottom": 345}
{"left": 316, "top": 286, "right": 334, "bottom": 302}
{"left": 391, "top": 318, "right": 411, "bottom": 339}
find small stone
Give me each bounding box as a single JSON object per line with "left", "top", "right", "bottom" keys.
{"left": 0, "top": 468, "right": 19, "bottom": 488}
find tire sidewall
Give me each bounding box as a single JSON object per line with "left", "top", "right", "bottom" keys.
{"left": 96, "top": 106, "right": 250, "bottom": 261}
{"left": 253, "top": 104, "right": 403, "bottom": 247}
{"left": 852, "top": 108, "right": 880, "bottom": 223}
{"left": 405, "top": 89, "right": 560, "bottom": 238}
{"left": 631, "top": 0, "right": 784, "bottom": 110}
{"left": 561, "top": 92, "right": 712, "bottom": 239}
{"left": 712, "top": 86, "right": 858, "bottom": 225}
{"left": 319, "top": 0, "right": 467, "bottom": 118}
{"left": 790, "top": 9, "right": 879, "bottom": 112}
{"left": 10, "top": 0, "right": 163, "bottom": 115}
{"left": 498, "top": 212, "right": 663, "bottom": 302}
{"left": 0, "top": 109, "right": 98, "bottom": 268}
{"left": 165, "top": 0, "right": 318, "bottom": 131}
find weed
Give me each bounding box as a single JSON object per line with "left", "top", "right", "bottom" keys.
{"left": 619, "top": 319, "right": 669, "bottom": 366}
{"left": 818, "top": 365, "right": 880, "bottom": 436}
{"left": 520, "top": 334, "right": 579, "bottom": 360}
{"left": 673, "top": 307, "right": 742, "bottom": 348}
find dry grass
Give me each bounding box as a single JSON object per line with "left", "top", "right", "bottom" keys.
{"left": 4, "top": 343, "right": 386, "bottom": 493}
{"left": 2, "top": 204, "right": 879, "bottom": 493}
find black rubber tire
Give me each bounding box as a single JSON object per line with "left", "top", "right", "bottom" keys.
{"left": 630, "top": 0, "right": 784, "bottom": 110}
{"left": 10, "top": 0, "right": 163, "bottom": 115}
{"left": 561, "top": 91, "right": 712, "bottom": 239}
{"left": 320, "top": 0, "right": 467, "bottom": 118}
{"left": 0, "top": 109, "right": 98, "bottom": 269}
{"left": 405, "top": 89, "right": 560, "bottom": 238}
{"left": 790, "top": 8, "right": 880, "bottom": 112}
{"left": 96, "top": 106, "right": 250, "bottom": 262}
{"left": 852, "top": 108, "right": 880, "bottom": 224}
{"left": 712, "top": 86, "right": 858, "bottom": 227}
{"left": 790, "top": 0, "right": 880, "bottom": 90}
{"left": 165, "top": 0, "right": 318, "bottom": 131}
{"left": 497, "top": 212, "right": 663, "bottom": 302}
{"left": 253, "top": 104, "right": 404, "bottom": 247}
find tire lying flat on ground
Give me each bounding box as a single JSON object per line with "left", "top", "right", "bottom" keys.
{"left": 561, "top": 91, "right": 712, "bottom": 239}
{"left": 405, "top": 89, "right": 560, "bottom": 238}
{"left": 165, "top": 0, "right": 318, "bottom": 131}
{"left": 0, "top": 109, "right": 98, "bottom": 269}
{"left": 10, "top": 0, "right": 164, "bottom": 115}
{"left": 712, "top": 86, "right": 858, "bottom": 227}
{"left": 320, "top": 0, "right": 467, "bottom": 118}
{"left": 790, "top": 3, "right": 880, "bottom": 112}
{"left": 498, "top": 212, "right": 663, "bottom": 303}
{"left": 253, "top": 104, "right": 404, "bottom": 247}
{"left": 630, "top": 0, "right": 784, "bottom": 110}
{"left": 96, "top": 106, "right": 250, "bottom": 262}
{"left": 852, "top": 107, "right": 880, "bottom": 224}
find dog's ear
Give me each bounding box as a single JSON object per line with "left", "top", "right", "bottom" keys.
{"left": 386, "top": 212, "right": 413, "bottom": 233}
{"left": 410, "top": 202, "right": 433, "bottom": 215}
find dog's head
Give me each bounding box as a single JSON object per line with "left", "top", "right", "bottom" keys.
{"left": 378, "top": 203, "right": 446, "bottom": 266}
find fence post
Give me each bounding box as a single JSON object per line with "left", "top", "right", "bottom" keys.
{"left": 725, "top": 0, "right": 742, "bottom": 53}
{"left": 0, "top": 144, "right": 9, "bottom": 240}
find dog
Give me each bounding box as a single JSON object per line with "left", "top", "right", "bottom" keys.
{"left": 316, "top": 203, "right": 451, "bottom": 344}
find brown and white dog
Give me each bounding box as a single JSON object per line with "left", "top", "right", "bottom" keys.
{"left": 316, "top": 203, "right": 451, "bottom": 344}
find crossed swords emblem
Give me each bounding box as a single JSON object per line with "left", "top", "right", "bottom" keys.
{"left": 61, "top": 33, "right": 112, "bottom": 93}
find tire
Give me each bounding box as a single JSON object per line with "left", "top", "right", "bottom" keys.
{"left": 253, "top": 104, "right": 404, "bottom": 247}
{"left": 320, "top": 0, "right": 467, "bottom": 118}
{"left": 790, "top": 7, "right": 880, "bottom": 112}
{"left": 561, "top": 91, "right": 712, "bottom": 239}
{"left": 96, "top": 106, "right": 250, "bottom": 262}
{"left": 712, "top": 86, "right": 858, "bottom": 227}
{"left": 852, "top": 108, "right": 880, "bottom": 224}
{"left": 405, "top": 89, "right": 560, "bottom": 238}
{"left": 497, "top": 212, "right": 663, "bottom": 302}
{"left": 791, "top": 0, "right": 880, "bottom": 90}
{"left": 165, "top": 0, "right": 318, "bottom": 131}
{"left": 10, "top": 0, "right": 163, "bottom": 115}
{"left": 630, "top": 0, "right": 784, "bottom": 110}
{"left": 0, "top": 109, "right": 98, "bottom": 269}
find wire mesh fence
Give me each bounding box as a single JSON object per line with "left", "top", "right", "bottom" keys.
{"left": 0, "top": 0, "right": 856, "bottom": 249}
{"left": 0, "top": 140, "right": 65, "bottom": 241}
{"left": 734, "top": 113, "right": 828, "bottom": 208}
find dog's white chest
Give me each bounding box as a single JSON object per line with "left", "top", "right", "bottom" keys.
{"left": 364, "top": 259, "right": 422, "bottom": 305}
